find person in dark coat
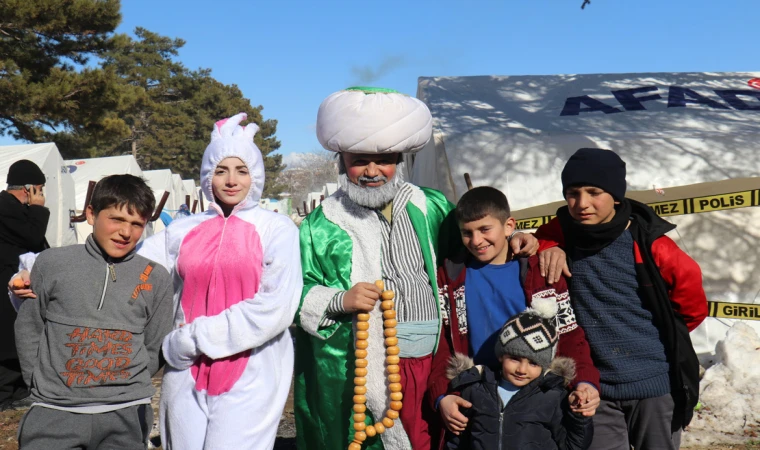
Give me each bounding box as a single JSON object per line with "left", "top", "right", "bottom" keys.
{"left": 0, "top": 159, "right": 49, "bottom": 410}
{"left": 445, "top": 297, "right": 592, "bottom": 450}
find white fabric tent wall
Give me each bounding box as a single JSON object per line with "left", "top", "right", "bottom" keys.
{"left": 142, "top": 169, "right": 176, "bottom": 233}
{"left": 171, "top": 173, "right": 187, "bottom": 212}
{"left": 323, "top": 183, "right": 338, "bottom": 197}
{"left": 413, "top": 72, "right": 760, "bottom": 357}
{"left": 306, "top": 191, "right": 324, "bottom": 209}
{"left": 64, "top": 155, "right": 144, "bottom": 243}
{"left": 182, "top": 179, "right": 198, "bottom": 212}
{"left": 65, "top": 155, "right": 143, "bottom": 211}
{"left": 0, "top": 143, "right": 77, "bottom": 247}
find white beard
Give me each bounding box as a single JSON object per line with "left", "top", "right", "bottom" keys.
{"left": 338, "top": 160, "right": 406, "bottom": 209}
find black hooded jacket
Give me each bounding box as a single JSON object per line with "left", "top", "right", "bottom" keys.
{"left": 445, "top": 355, "right": 592, "bottom": 450}
{"left": 626, "top": 200, "right": 702, "bottom": 427}
{"left": 0, "top": 190, "right": 49, "bottom": 360}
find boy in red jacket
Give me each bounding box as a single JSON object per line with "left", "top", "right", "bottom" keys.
{"left": 536, "top": 148, "right": 708, "bottom": 450}
{"left": 428, "top": 186, "right": 600, "bottom": 446}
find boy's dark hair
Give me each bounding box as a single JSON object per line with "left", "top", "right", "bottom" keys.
{"left": 90, "top": 174, "right": 156, "bottom": 220}
{"left": 455, "top": 186, "right": 511, "bottom": 224}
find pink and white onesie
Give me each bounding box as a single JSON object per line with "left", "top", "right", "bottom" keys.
{"left": 139, "top": 113, "right": 302, "bottom": 450}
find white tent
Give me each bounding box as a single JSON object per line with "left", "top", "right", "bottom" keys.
{"left": 306, "top": 191, "right": 324, "bottom": 209}
{"left": 0, "top": 143, "right": 77, "bottom": 247}
{"left": 142, "top": 169, "right": 176, "bottom": 233}
{"left": 182, "top": 179, "right": 198, "bottom": 212}
{"left": 412, "top": 71, "right": 760, "bottom": 357}
{"left": 65, "top": 155, "right": 143, "bottom": 211}
{"left": 322, "top": 183, "right": 338, "bottom": 198}
{"left": 64, "top": 155, "right": 144, "bottom": 243}
{"left": 171, "top": 173, "right": 187, "bottom": 212}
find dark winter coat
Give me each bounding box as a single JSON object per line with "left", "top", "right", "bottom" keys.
{"left": 445, "top": 355, "right": 592, "bottom": 450}
{"left": 0, "top": 191, "right": 49, "bottom": 360}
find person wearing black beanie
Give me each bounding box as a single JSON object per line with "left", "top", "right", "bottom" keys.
{"left": 6, "top": 160, "right": 46, "bottom": 187}
{"left": 534, "top": 148, "right": 707, "bottom": 450}
{"left": 561, "top": 148, "right": 627, "bottom": 202}
{"left": 0, "top": 159, "right": 49, "bottom": 411}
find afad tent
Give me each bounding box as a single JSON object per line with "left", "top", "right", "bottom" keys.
{"left": 0, "top": 143, "right": 77, "bottom": 247}
{"left": 412, "top": 71, "right": 760, "bottom": 357}
{"left": 65, "top": 155, "right": 144, "bottom": 243}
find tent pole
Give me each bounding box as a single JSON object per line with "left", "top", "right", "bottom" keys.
{"left": 149, "top": 191, "right": 171, "bottom": 222}
{"left": 70, "top": 181, "right": 97, "bottom": 223}
{"left": 464, "top": 173, "right": 474, "bottom": 190}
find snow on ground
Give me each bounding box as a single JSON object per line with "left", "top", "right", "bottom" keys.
{"left": 683, "top": 322, "right": 760, "bottom": 446}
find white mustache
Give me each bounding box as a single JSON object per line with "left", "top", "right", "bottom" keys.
{"left": 359, "top": 175, "right": 387, "bottom": 184}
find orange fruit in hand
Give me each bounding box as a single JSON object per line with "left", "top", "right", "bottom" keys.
{"left": 11, "top": 278, "right": 25, "bottom": 289}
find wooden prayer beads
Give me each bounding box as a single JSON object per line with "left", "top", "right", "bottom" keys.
{"left": 348, "top": 280, "right": 404, "bottom": 450}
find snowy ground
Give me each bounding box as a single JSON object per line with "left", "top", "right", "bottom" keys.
{"left": 682, "top": 322, "right": 760, "bottom": 447}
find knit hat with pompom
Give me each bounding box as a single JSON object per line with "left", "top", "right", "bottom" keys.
{"left": 494, "top": 296, "right": 559, "bottom": 369}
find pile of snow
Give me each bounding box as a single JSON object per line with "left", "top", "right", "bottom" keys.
{"left": 683, "top": 322, "right": 760, "bottom": 446}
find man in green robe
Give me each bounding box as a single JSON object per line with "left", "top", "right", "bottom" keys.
{"left": 294, "top": 87, "right": 537, "bottom": 450}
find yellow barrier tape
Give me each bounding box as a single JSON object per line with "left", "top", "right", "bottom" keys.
{"left": 515, "top": 189, "right": 760, "bottom": 230}
{"left": 708, "top": 301, "right": 760, "bottom": 321}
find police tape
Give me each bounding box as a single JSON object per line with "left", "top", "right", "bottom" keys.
{"left": 708, "top": 301, "right": 760, "bottom": 321}
{"left": 515, "top": 188, "right": 760, "bottom": 230}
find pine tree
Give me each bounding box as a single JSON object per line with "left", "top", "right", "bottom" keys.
{"left": 54, "top": 28, "right": 286, "bottom": 196}
{"left": 0, "top": 0, "right": 125, "bottom": 142}
{"left": 1, "top": 2, "right": 286, "bottom": 197}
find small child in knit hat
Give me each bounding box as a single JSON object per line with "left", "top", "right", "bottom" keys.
{"left": 444, "top": 297, "right": 593, "bottom": 450}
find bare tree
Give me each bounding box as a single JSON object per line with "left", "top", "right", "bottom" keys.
{"left": 277, "top": 150, "right": 339, "bottom": 209}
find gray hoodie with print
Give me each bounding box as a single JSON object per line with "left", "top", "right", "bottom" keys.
{"left": 15, "top": 235, "right": 174, "bottom": 407}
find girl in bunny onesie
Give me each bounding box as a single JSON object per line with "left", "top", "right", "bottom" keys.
{"left": 140, "top": 113, "right": 302, "bottom": 450}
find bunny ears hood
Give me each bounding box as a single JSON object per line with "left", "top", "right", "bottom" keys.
{"left": 200, "top": 112, "right": 265, "bottom": 208}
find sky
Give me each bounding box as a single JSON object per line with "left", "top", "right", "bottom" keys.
{"left": 4, "top": 0, "right": 759, "bottom": 164}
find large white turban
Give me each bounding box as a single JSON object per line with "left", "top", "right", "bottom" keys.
{"left": 316, "top": 87, "right": 433, "bottom": 154}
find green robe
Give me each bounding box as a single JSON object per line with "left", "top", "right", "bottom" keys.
{"left": 294, "top": 184, "right": 458, "bottom": 450}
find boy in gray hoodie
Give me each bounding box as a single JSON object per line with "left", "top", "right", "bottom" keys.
{"left": 14, "top": 174, "right": 174, "bottom": 450}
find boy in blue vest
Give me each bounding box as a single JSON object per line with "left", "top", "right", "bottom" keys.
{"left": 536, "top": 148, "right": 708, "bottom": 450}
